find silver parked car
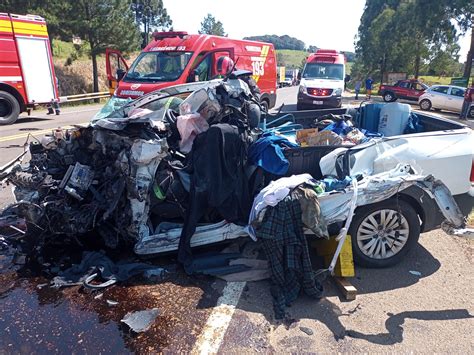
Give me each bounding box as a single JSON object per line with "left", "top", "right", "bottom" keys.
{"left": 418, "top": 85, "right": 474, "bottom": 117}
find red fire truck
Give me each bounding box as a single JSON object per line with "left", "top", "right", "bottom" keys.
{"left": 0, "top": 13, "right": 58, "bottom": 125}
{"left": 106, "top": 31, "right": 277, "bottom": 110}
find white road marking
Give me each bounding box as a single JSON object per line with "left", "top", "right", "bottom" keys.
{"left": 192, "top": 281, "right": 246, "bottom": 354}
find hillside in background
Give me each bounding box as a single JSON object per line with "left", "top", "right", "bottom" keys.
{"left": 244, "top": 35, "right": 305, "bottom": 50}
{"left": 276, "top": 50, "right": 308, "bottom": 69}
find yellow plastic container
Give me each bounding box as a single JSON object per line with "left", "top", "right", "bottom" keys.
{"left": 312, "top": 235, "right": 355, "bottom": 277}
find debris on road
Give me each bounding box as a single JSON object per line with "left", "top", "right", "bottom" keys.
{"left": 121, "top": 308, "right": 160, "bottom": 333}
{"left": 299, "top": 326, "right": 314, "bottom": 336}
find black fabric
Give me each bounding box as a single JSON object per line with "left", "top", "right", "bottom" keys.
{"left": 256, "top": 192, "right": 323, "bottom": 319}
{"left": 178, "top": 124, "right": 251, "bottom": 268}
{"left": 51, "top": 251, "right": 163, "bottom": 288}
{"left": 240, "top": 75, "right": 261, "bottom": 101}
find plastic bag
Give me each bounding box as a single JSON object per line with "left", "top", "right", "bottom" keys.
{"left": 177, "top": 113, "right": 209, "bottom": 153}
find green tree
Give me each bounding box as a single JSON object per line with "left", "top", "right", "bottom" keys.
{"left": 67, "top": 0, "right": 141, "bottom": 95}
{"left": 355, "top": 0, "right": 474, "bottom": 80}
{"left": 425, "top": 43, "right": 463, "bottom": 76}
{"left": 1, "top": 0, "right": 72, "bottom": 41}
{"left": 199, "top": 14, "right": 226, "bottom": 36}
{"left": 307, "top": 45, "right": 318, "bottom": 53}
{"left": 131, "top": 0, "right": 173, "bottom": 48}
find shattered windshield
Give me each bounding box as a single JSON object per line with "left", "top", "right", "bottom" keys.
{"left": 303, "top": 63, "right": 344, "bottom": 80}
{"left": 124, "top": 51, "right": 193, "bottom": 83}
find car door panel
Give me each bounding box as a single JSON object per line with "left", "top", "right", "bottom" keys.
{"left": 446, "top": 87, "right": 465, "bottom": 112}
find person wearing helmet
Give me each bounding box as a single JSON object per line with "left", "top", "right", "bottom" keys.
{"left": 216, "top": 56, "right": 235, "bottom": 77}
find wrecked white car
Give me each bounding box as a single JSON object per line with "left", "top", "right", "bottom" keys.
{"left": 0, "top": 79, "right": 472, "bottom": 271}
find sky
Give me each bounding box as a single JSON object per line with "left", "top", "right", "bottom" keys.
{"left": 163, "top": 0, "right": 471, "bottom": 63}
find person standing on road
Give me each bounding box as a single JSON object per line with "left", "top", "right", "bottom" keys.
{"left": 354, "top": 79, "right": 362, "bottom": 100}
{"left": 460, "top": 84, "right": 474, "bottom": 120}
{"left": 47, "top": 76, "right": 60, "bottom": 115}
{"left": 365, "top": 76, "right": 373, "bottom": 99}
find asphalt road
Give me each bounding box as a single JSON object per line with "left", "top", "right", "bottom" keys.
{"left": 0, "top": 91, "right": 473, "bottom": 353}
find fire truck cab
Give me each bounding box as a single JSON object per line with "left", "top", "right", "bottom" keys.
{"left": 0, "top": 13, "right": 58, "bottom": 124}
{"left": 106, "top": 31, "right": 277, "bottom": 110}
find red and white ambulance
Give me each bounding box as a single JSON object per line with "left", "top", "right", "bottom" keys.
{"left": 106, "top": 31, "right": 277, "bottom": 110}
{"left": 297, "top": 49, "right": 346, "bottom": 110}
{"left": 0, "top": 13, "right": 58, "bottom": 124}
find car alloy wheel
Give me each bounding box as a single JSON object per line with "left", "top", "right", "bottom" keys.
{"left": 356, "top": 209, "right": 409, "bottom": 260}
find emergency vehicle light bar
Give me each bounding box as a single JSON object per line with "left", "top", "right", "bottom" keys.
{"left": 316, "top": 49, "right": 338, "bottom": 54}
{"left": 153, "top": 31, "right": 188, "bottom": 40}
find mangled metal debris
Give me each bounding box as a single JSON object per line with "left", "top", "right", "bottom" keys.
{"left": 121, "top": 308, "right": 160, "bottom": 333}
{"left": 0, "top": 74, "right": 472, "bottom": 281}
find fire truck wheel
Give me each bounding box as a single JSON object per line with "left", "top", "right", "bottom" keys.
{"left": 0, "top": 91, "right": 20, "bottom": 125}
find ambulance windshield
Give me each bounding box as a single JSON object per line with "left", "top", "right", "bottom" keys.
{"left": 303, "top": 63, "right": 344, "bottom": 81}
{"left": 124, "top": 51, "right": 193, "bottom": 82}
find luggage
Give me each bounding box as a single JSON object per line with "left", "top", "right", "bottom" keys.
{"left": 378, "top": 103, "right": 411, "bottom": 136}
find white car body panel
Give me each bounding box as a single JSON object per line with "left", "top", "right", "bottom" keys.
{"left": 348, "top": 129, "right": 474, "bottom": 196}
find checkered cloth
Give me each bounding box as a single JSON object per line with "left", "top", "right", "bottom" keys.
{"left": 256, "top": 192, "right": 323, "bottom": 319}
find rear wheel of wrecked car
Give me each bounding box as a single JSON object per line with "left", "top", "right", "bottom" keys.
{"left": 0, "top": 91, "right": 20, "bottom": 125}
{"left": 383, "top": 92, "right": 395, "bottom": 102}
{"left": 419, "top": 99, "right": 432, "bottom": 111}
{"left": 349, "top": 199, "right": 420, "bottom": 268}
{"left": 260, "top": 99, "right": 269, "bottom": 113}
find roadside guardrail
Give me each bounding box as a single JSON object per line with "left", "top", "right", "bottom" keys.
{"left": 59, "top": 91, "right": 109, "bottom": 103}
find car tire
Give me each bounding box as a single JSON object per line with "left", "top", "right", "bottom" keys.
{"left": 383, "top": 92, "right": 395, "bottom": 102}
{"left": 468, "top": 106, "right": 474, "bottom": 119}
{"left": 0, "top": 91, "right": 20, "bottom": 125}
{"left": 260, "top": 99, "right": 269, "bottom": 113}
{"left": 349, "top": 199, "right": 420, "bottom": 268}
{"left": 419, "top": 99, "right": 432, "bottom": 111}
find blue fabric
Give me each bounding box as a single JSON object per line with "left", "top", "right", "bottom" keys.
{"left": 248, "top": 132, "right": 299, "bottom": 175}
{"left": 322, "top": 176, "right": 352, "bottom": 192}
{"left": 322, "top": 120, "right": 352, "bottom": 136}
{"left": 404, "top": 112, "right": 425, "bottom": 134}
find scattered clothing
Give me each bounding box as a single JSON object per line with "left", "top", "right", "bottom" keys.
{"left": 248, "top": 132, "right": 299, "bottom": 175}
{"left": 178, "top": 124, "right": 251, "bottom": 268}
{"left": 177, "top": 113, "right": 209, "bottom": 153}
{"left": 51, "top": 251, "right": 166, "bottom": 289}
{"left": 404, "top": 112, "right": 425, "bottom": 134}
{"left": 322, "top": 176, "right": 353, "bottom": 192}
{"left": 322, "top": 120, "right": 352, "bottom": 136}
{"left": 256, "top": 193, "right": 323, "bottom": 319}
{"left": 293, "top": 184, "right": 329, "bottom": 239}
{"left": 217, "top": 258, "right": 270, "bottom": 282}
{"left": 248, "top": 174, "right": 316, "bottom": 240}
